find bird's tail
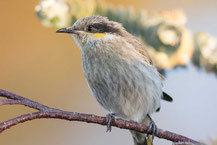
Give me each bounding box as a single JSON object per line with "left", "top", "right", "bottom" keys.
{"left": 130, "top": 117, "right": 152, "bottom": 145}
{"left": 130, "top": 130, "right": 148, "bottom": 145}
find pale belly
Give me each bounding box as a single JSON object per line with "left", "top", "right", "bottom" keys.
{"left": 83, "top": 56, "right": 162, "bottom": 123}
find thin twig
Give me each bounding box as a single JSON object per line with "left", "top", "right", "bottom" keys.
{"left": 0, "top": 89, "right": 204, "bottom": 145}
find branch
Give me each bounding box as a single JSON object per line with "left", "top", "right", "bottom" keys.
{"left": 0, "top": 89, "right": 204, "bottom": 145}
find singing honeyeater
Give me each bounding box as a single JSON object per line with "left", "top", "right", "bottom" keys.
{"left": 56, "top": 15, "right": 173, "bottom": 145}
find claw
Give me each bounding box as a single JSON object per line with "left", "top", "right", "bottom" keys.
{"left": 146, "top": 114, "right": 158, "bottom": 145}
{"left": 105, "top": 113, "right": 115, "bottom": 132}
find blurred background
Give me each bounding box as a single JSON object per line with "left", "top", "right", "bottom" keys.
{"left": 0, "top": 0, "right": 217, "bottom": 145}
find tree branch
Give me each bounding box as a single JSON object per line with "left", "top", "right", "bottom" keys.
{"left": 0, "top": 89, "right": 204, "bottom": 145}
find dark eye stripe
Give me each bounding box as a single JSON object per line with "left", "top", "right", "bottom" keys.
{"left": 87, "top": 23, "right": 119, "bottom": 33}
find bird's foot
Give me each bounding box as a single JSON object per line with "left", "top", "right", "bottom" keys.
{"left": 105, "top": 113, "right": 115, "bottom": 132}
{"left": 146, "top": 114, "right": 158, "bottom": 145}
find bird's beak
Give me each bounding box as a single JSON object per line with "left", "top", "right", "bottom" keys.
{"left": 56, "top": 27, "right": 76, "bottom": 34}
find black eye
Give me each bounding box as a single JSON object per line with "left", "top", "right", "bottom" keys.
{"left": 87, "top": 26, "right": 93, "bottom": 32}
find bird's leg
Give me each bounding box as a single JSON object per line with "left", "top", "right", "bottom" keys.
{"left": 146, "top": 114, "right": 158, "bottom": 145}
{"left": 105, "top": 113, "right": 115, "bottom": 132}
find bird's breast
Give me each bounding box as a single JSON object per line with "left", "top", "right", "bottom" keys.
{"left": 81, "top": 42, "right": 162, "bottom": 122}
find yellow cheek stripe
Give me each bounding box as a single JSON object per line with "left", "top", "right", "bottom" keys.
{"left": 89, "top": 33, "right": 106, "bottom": 38}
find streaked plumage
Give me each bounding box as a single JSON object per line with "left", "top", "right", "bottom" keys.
{"left": 57, "top": 15, "right": 172, "bottom": 145}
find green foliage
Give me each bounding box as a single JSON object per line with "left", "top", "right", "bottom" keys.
{"left": 94, "top": 3, "right": 180, "bottom": 55}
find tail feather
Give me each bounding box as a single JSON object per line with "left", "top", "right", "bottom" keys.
{"left": 131, "top": 92, "right": 173, "bottom": 145}
{"left": 161, "top": 92, "right": 173, "bottom": 102}
{"left": 130, "top": 116, "right": 150, "bottom": 145}
{"left": 130, "top": 131, "right": 148, "bottom": 145}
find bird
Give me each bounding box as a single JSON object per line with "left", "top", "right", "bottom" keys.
{"left": 56, "top": 15, "right": 173, "bottom": 145}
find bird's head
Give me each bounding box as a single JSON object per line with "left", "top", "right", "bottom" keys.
{"left": 56, "top": 15, "right": 126, "bottom": 48}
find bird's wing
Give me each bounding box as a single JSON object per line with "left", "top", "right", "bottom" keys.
{"left": 137, "top": 48, "right": 154, "bottom": 66}
{"left": 126, "top": 36, "right": 174, "bottom": 104}
{"left": 135, "top": 43, "right": 174, "bottom": 102}
{"left": 129, "top": 38, "right": 167, "bottom": 81}
{"left": 128, "top": 37, "right": 174, "bottom": 103}
{"left": 125, "top": 34, "right": 154, "bottom": 66}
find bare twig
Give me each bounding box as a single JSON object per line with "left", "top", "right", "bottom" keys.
{"left": 0, "top": 89, "right": 204, "bottom": 145}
